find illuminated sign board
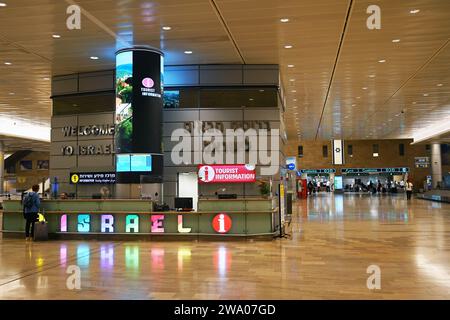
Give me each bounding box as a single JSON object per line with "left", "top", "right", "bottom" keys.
{"left": 341, "top": 167, "right": 409, "bottom": 174}
{"left": 286, "top": 157, "right": 296, "bottom": 171}
{"left": 70, "top": 172, "right": 116, "bottom": 184}
{"left": 415, "top": 157, "right": 429, "bottom": 168}
{"left": 212, "top": 213, "right": 232, "bottom": 233}
{"left": 299, "top": 169, "right": 336, "bottom": 174}
{"left": 334, "top": 176, "right": 343, "bottom": 190}
{"left": 198, "top": 164, "right": 256, "bottom": 183}
{"left": 59, "top": 213, "right": 232, "bottom": 234}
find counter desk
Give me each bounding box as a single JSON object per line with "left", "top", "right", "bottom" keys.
{"left": 1, "top": 198, "right": 277, "bottom": 240}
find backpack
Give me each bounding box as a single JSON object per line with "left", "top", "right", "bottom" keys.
{"left": 23, "top": 193, "right": 35, "bottom": 210}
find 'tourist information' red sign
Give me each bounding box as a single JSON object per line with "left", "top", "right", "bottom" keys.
{"left": 198, "top": 164, "right": 256, "bottom": 183}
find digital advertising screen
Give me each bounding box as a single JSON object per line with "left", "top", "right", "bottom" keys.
{"left": 116, "top": 154, "right": 131, "bottom": 172}
{"left": 130, "top": 154, "right": 152, "bottom": 172}
{"left": 334, "top": 176, "right": 343, "bottom": 190}
{"left": 163, "top": 90, "right": 180, "bottom": 108}
{"left": 115, "top": 50, "right": 133, "bottom": 154}
{"left": 114, "top": 48, "right": 164, "bottom": 183}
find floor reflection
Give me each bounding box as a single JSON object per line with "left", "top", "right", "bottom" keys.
{"left": 303, "top": 193, "right": 413, "bottom": 223}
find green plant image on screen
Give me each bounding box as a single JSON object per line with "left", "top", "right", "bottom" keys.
{"left": 115, "top": 51, "right": 133, "bottom": 153}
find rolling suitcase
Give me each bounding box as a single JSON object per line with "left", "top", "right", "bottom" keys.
{"left": 34, "top": 221, "right": 48, "bottom": 241}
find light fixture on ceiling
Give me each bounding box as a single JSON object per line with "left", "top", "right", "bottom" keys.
{"left": 9, "top": 92, "right": 15, "bottom": 95}
{"left": 287, "top": 64, "right": 294, "bottom": 68}
{"left": 423, "top": 93, "right": 429, "bottom": 97}
{"left": 249, "top": 98, "right": 254, "bottom": 101}
{"left": 43, "top": 77, "right": 50, "bottom": 81}
{"left": 392, "top": 39, "right": 400, "bottom": 43}
{"left": 90, "top": 56, "right": 99, "bottom": 60}
{"left": 259, "top": 89, "right": 264, "bottom": 92}
{"left": 412, "top": 101, "right": 417, "bottom": 104}
{"left": 410, "top": 9, "right": 420, "bottom": 14}
{"left": 356, "top": 96, "right": 361, "bottom": 99}
{"left": 378, "top": 59, "right": 386, "bottom": 63}
{"left": 184, "top": 50, "right": 193, "bottom": 54}
{"left": 362, "top": 87, "right": 368, "bottom": 90}
{"left": 437, "top": 83, "right": 443, "bottom": 87}
{"left": 4, "top": 62, "right": 12, "bottom": 65}
{"left": 291, "top": 90, "right": 296, "bottom": 93}
{"left": 284, "top": 45, "right": 293, "bottom": 49}
{"left": 293, "top": 98, "right": 297, "bottom": 101}
{"left": 162, "top": 26, "right": 172, "bottom": 31}
{"left": 289, "top": 79, "right": 295, "bottom": 81}
{"left": 0, "top": 2, "right": 6, "bottom": 7}
{"left": 52, "top": 34, "right": 61, "bottom": 39}
{"left": 280, "top": 18, "right": 289, "bottom": 23}
{"left": 369, "top": 75, "right": 375, "bottom": 78}
{"left": 352, "top": 104, "right": 356, "bottom": 107}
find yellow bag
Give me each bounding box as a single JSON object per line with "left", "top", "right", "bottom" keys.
{"left": 38, "top": 213, "right": 46, "bottom": 222}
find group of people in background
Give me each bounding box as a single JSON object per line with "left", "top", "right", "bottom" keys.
{"left": 307, "top": 178, "right": 414, "bottom": 200}
{"left": 307, "top": 180, "right": 333, "bottom": 194}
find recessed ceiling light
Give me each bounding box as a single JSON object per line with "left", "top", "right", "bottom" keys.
{"left": 412, "top": 101, "right": 417, "bottom": 104}
{"left": 369, "top": 75, "right": 375, "bottom": 78}
{"left": 184, "top": 50, "right": 193, "bottom": 54}
{"left": 162, "top": 26, "right": 172, "bottom": 31}
{"left": 410, "top": 9, "right": 420, "bottom": 14}
{"left": 52, "top": 34, "right": 61, "bottom": 39}
{"left": 43, "top": 77, "right": 50, "bottom": 81}
{"left": 289, "top": 79, "right": 295, "bottom": 81}
{"left": 259, "top": 89, "right": 264, "bottom": 92}
{"left": 392, "top": 39, "right": 400, "bottom": 43}
{"left": 287, "top": 64, "right": 294, "bottom": 68}
{"left": 0, "top": 3, "right": 7, "bottom": 7}
{"left": 249, "top": 98, "right": 254, "bottom": 101}
{"left": 356, "top": 96, "right": 361, "bottom": 99}
{"left": 90, "top": 56, "right": 99, "bottom": 60}
{"left": 4, "top": 62, "right": 12, "bottom": 65}
{"left": 362, "top": 87, "right": 368, "bottom": 90}
{"left": 9, "top": 92, "right": 14, "bottom": 95}
{"left": 280, "top": 18, "right": 289, "bottom": 23}
{"left": 423, "top": 93, "right": 429, "bottom": 96}
{"left": 284, "top": 45, "right": 293, "bottom": 49}
{"left": 437, "top": 83, "right": 443, "bottom": 87}
{"left": 378, "top": 59, "right": 386, "bottom": 63}
{"left": 291, "top": 90, "right": 296, "bottom": 93}
{"left": 352, "top": 104, "right": 356, "bottom": 107}
{"left": 293, "top": 99, "right": 297, "bottom": 102}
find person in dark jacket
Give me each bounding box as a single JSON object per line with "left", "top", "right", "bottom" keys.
{"left": 23, "top": 185, "right": 41, "bottom": 240}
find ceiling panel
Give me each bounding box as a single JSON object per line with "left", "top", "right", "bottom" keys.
{"left": 0, "top": 0, "right": 449, "bottom": 150}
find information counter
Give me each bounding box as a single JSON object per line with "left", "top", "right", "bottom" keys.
{"left": 1, "top": 198, "right": 277, "bottom": 240}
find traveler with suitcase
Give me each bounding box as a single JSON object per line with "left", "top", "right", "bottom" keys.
{"left": 22, "top": 185, "right": 41, "bottom": 241}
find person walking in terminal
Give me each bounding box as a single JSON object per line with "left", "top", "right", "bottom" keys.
{"left": 22, "top": 185, "right": 41, "bottom": 240}
{"left": 406, "top": 179, "right": 414, "bottom": 200}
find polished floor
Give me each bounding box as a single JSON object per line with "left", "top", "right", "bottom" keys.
{"left": 0, "top": 194, "right": 449, "bottom": 299}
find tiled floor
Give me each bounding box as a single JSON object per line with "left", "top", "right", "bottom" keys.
{"left": 0, "top": 194, "right": 449, "bottom": 299}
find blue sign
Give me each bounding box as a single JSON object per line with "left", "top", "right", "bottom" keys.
{"left": 287, "top": 163, "right": 296, "bottom": 170}
{"left": 300, "top": 169, "right": 336, "bottom": 174}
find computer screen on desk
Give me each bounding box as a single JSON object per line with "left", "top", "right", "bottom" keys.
{"left": 174, "top": 197, "right": 193, "bottom": 211}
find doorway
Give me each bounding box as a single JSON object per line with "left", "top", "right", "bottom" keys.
{"left": 177, "top": 172, "right": 198, "bottom": 211}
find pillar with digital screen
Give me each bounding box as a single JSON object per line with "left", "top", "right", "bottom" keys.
{"left": 115, "top": 47, "right": 164, "bottom": 184}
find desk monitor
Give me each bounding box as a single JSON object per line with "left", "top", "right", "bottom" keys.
{"left": 174, "top": 197, "right": 193, "bottom": 211}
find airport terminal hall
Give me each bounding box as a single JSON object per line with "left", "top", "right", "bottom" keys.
{"left": 0, "top": 0, "right": 450, "bottom": 304}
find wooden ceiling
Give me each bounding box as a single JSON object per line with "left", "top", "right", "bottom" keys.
{"left": 0, "top": 0, "right": 449, "bottom": 148}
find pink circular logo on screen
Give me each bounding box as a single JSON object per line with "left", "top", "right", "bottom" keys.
{"left": 142, "top": 77, "right": 154, "bottom": 88}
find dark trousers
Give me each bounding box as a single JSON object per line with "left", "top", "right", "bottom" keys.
{"left": 406, "top": 191, "right": 412, "bottom": 200}
{"left": 25, "top": 212, "right": 39, "bottom": 237}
